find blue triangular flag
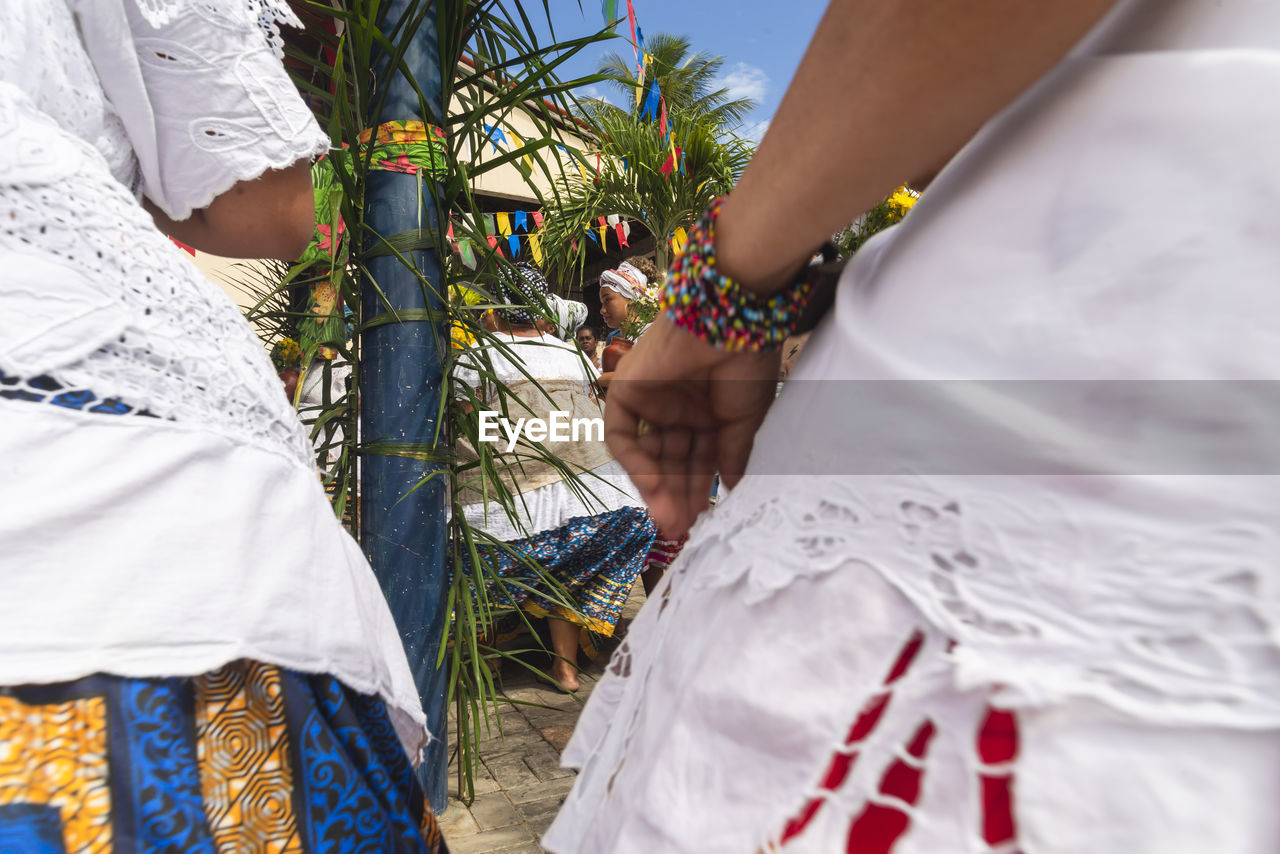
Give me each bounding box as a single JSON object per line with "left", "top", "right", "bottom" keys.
{"left": 585, "top": 228, "right": 599, "bottom": 244}
{"left": 482, "top": 123, "right": 507, "bottom": 152}
{"left": 508, "top": 234, "right": 520, "bottom": 256}
{"left": 512, "top": 210, "right": 528, "bottom": 232}
{"left": 640, "top": 81, "right": 660, "bottom": 121}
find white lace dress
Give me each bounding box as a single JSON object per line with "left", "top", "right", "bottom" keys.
{"left": 545, "top": 1, "right": 1280, "bottom": 851}
{"left": 0, "top": 0, "right": 427, "bottom": 755}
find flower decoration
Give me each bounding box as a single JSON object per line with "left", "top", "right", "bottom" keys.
{"left": 271, "top": 337, "right": 303, "bottom": 371}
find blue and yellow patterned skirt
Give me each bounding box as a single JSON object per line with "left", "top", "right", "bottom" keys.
{"left": 0, "top": 660, "right": 447, "bottom": 853}
{"left": 477, "top": 506, "right": 656, "bottom": 641}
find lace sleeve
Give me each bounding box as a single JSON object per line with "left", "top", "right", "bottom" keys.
{"left": 88, "top": 0, "right": 331, "bottom": 221}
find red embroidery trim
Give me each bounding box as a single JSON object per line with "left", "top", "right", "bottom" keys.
{"left": 845, "top": 720, "right": 937, "bottom": 854}
{"left": 977, "top": 707, "right": 1020, "bottom": 847}
{"left": 778, "top": 631, "right": 925, "bottom": 845}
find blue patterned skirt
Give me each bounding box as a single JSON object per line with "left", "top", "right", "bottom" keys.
{"left": 475, "top": 506, "right": 656, "bottom": 639}
{"left": 0, "top": 660, "right": 447, "bottom": 853}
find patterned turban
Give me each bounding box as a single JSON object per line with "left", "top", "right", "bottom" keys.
{"left": 493, "top": 263, "right": 550, "bottom": 327}
{"left": 549, "top": 294, "right": 588, "bottom": 338}
{"left": 599, "top": 261, "right": 648, "bottom": 301}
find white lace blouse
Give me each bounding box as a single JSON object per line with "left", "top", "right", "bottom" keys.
{"left": 0, "top": 0, "right": 428, "bottom": 756}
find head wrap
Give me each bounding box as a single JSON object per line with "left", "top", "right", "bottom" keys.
{"left": 492, "top": 263, "right": 550, "bottom": 327}
{"left": 599, "top": 261, "right": 648, "bottom": 301}
{"left": 548, "top": 294, "right": 589, "bottom": 338}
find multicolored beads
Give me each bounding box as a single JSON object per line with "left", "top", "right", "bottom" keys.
{"left": 660, "top": 196, "right": 814, "bottom": 352}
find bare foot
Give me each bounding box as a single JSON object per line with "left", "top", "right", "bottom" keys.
{"left": 549, "top": 659, "right": 580, "bottom": 693}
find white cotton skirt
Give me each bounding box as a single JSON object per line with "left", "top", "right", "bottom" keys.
{"left": 543, "top": 468, "right": 1280, "bottom": 854}
{"left": 460, "top": 459, "right": 644, "bottom": 541}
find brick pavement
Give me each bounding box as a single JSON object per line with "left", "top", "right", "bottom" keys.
{"left": 439, "top": 587, "right": 644, "bottom": 854}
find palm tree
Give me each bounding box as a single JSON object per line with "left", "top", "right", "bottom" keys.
{"left": 538, "top": 34, "right": 757, "bottom": 277}
{"left": 597, "top": 32, "right": 757, "bottom": 128}
{"left": 541, "top": 108, "right": 751, "bottom": 273}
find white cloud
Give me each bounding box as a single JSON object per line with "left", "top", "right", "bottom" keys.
{"left": 716, "top": 62, "right": 769, "bottom": 104}
{"left": 741, "top": 117, "right": 772, "bottom": 143}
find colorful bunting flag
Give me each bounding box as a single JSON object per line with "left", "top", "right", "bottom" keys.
{"left": 615, "top": 222, "right": 629, "bottom": 247}
{"left": 458, "top": 239, "right": 476, "bottom": 269}
{"left": 496, "top": 212, "right": 512, "bottom": 237}
{"left": 601, "top": 0, "right": 618, "bottom": 28}
{"left": 532, "top": 211, "right": 544, "bottom": 229}
{"left": 507, "top": 130, "right": 536, "bottom": 170}
{"left": 481, "top": 123, "right": 507, "bottom": 152}
{"left": 486, "top": 233, "right": 504, "bottom": 258}
{"left": 598, "top": 216, "right": 609, "bottom": 246}
{"left": 627, "top": 0, "right": 638, "bottom": 47}
{"left": 528, "top": 233, "right": 543, "bottom": 266}
{"left": 585, "top": 229, "right": 599, "bottom": 245}
{"left": 512, "top": 210, "right": 528, "bottom": 232}
{"left": 659, "top": 96, "right": 668, "bottom": 140}
{"left": 670, "top": 226, "right": 688, "bottom": 253}
{"left": 507, "top": 234, "right": 520, "bottom": 256}
{"left": 483, "top": 213, "right": 495, "bottom": 235}
{"left": 640, "top": 80, "right": 660, "bottom": 121}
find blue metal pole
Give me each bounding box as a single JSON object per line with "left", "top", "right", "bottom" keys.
{"left": 360, "top": 0, "right": 449, "bottom": 812}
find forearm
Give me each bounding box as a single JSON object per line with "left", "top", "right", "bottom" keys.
{"left": 145, "top": 160, "right": 315, "bottom": 261}
{"left": 718, "top": 0, "right": 1118, "bottom": 294}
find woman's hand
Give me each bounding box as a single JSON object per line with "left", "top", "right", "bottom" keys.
{"left": 604, "top": 316, "right": 779, "bottom": 536}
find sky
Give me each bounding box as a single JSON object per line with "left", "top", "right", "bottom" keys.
{"left": 529, "top": 0, "right": 829, "bottom": 142}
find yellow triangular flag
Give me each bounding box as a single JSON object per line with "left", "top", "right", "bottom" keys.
{"left": 671, "top": 226, "right": 688, "bottom": 253}
{"left": 507, "top": 130, "right": 535, "bottom": 171}
{"left": 528, "top": 232, "right": 543, "bottom": 266}
{"left": 496, "top": 212, "right": 512, "bottom": 237}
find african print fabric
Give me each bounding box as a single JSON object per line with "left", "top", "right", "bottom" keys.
{"left": 0, "top": 661, "right": 448, "bottom": 854}
{"left": 476, "top": 506, "right": 655, "bottom": 638}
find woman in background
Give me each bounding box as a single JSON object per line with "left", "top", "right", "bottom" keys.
{"left": 455, "top": 264, "right": 655, "bottom": 691}
{"left": 575, "top": 324, "right": 602, "bottom": 368}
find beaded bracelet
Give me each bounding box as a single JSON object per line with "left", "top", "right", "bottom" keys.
{"left": 660, "top": 195, "right": 818, "bottom": 352}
